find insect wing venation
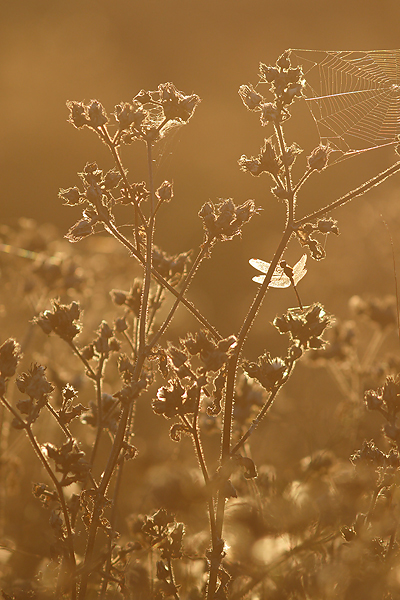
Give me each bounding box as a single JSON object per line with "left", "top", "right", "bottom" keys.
{"left": 292, "top": 254, "right": 308, "bottom": 286}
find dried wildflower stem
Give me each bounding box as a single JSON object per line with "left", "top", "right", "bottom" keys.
{"left": 67, "top": 341, "right": 97, "bottom": 380}
{"left": 99, "top": 461, "right": 124, "bottom": 600}
{"left": 24, "top": 427, "right": 77, "bottom": 599}
{"left": 90, "top": 355, "right": 106, "bottom": 467}
{"left": 146, "top": 284, "right": 163, "bottom": 335}
{"left": 79, "top": 326, "right": 151, "bottom": 598}
{"left": 98, "top": 124, "right": 146, "bottom": 245}
{"left": 45, "top": 403, "right": 71, "bottom": 438}
{"left": 182, "top": 403, "right": 217, "bottom": 540}
{"left": 104, "top": 220, "right": 221, "bottom": 340}
{"left": 3, "top": 403, "right": 78, "bottom": 598}
{"left": 78, "top": 404, "right": 131, "bottom": 599}
{"left": 167, "top": 556, "right": 180, "bottom": 600}
{"left": 274, "top": 121, "right": 293, "bottom": 219}
{"left": 230, "top": 366, "right": 294, "bottom": 456}
{"left": 138, "top": 141, "right": 156, "bottom": 352}
{"left": 147, "top": 240, "right": 212, "bottom": 349}
{"left": 293, "top": 167, "right": 313, "bottom": 194}
{"left": 295, "top": 160, "right": 400, "bottom": 227}
{"left": 207, "top": 227, "right": 292, "bottom": 599}
{"left": 122, "top": 329, "right": 136, "bottom": 356}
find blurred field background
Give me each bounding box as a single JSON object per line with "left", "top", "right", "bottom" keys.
{"left": 2, "top": 0, "right": 400, "bottom": 335}
{"left": 1, "top": 1, "right": 400, "bottom": 592}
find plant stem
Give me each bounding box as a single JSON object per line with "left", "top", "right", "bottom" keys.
{"left": 147, "top": 241, "right": 211, "bottom": 349}
{"left": 295, "top": 160, "right": 400, "bottom": 227}
{"left": 104, "top": 220, "right": 221, "bottom": 340}
{"left": 207, "top": 226, "right": 292, "bottom": 600}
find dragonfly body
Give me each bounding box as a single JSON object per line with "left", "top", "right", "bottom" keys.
{"left": 249, "top": 254, "right": 307, "bottom": 308}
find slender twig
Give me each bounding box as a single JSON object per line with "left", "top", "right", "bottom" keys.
{"left": 104, "top": 220, "right": 222, "bottom": 340}
{"left": 293, "top": 166, "right": 313, "bottom": 194}
{"left": 99, "top": 461, "right": 124, "bottom": 600}
{"left": 0, "top": 396, "right": 77, "bottom": 599}
{"left": 230, "top": 367, "right": 295, "bottom": 456}
{"left": 295, "top": 161, "right": 400, "bottom": 227}
{"left": 89, "top": 354, "right": 107, "bottom": 468}
{"left": 206, "top": 226, "right": 293, "bottom": 600}
{"left": 67, "top": 341, "right": 97, "bottom": 379}
{"left": 147, "top": 240, "right": 212, "bottom": 350}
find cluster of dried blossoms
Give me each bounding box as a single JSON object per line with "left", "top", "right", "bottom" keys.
{"left": 1, "top": 51, "right": 400, "bottom": 600}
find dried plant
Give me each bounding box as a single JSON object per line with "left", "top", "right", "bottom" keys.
{"left": 1, "top": 51, "right": 400, "bottom": 600}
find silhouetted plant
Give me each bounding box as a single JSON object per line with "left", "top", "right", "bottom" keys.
{"left": 1, "top": 51, "right": 400, "bottom": 600}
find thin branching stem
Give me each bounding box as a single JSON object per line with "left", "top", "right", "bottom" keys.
{"left": 104, "top": 220, "right": 222, "bottom": 340}
{"left": 97, "top": 125, "right": 147, "bottom": 243}
{"left": 295, "top": 160, "right": 400, "bottom": 227}
{"left": 138, "top": 141, "right": 156, "bottom": 353}
{"left": 293, "top": 166, "right": 313, "bottom": 194}
{"left": 99, "top": 461, "right": 124, "bottom": 600}
{"left": 90, "top": 354, "right": 106, "bottom": 467}
{"left": 67, "top": 341, "right": 97, "bottom": 380}
{"left": 0, "top": 395, "right": 78, "bottom": 599}
{"left": 207, "top": 226, "right": 292, "bottom": 600}
{"left": 147, "top": 240, "right": 212, "bottom": 349}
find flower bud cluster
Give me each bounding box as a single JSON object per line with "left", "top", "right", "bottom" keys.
{"left": 198, "top": 199, "right": 257, "bottom": 243}
{"left": 239, "top": 52, "right": 305, "bottom": 128}
{"left": 67, "top": 100, "right": 108, "bottom": 129}
{"left": 61, "top": 162, "right": 125, "bottom": 240}
{"left": 242, "top": 353, "right": 287, "bottom": 392}
{"left": 58, "top": 384, "right": 87, "bottom": 427}
{"left": 152, "top": 380, "right": 198, "bottom": 419}
{"left": 307, "top": 144, "right": 332, "bottom": 171}
{"left": 156, "top": 181, "right": 174, "bottom": 203}
{"left": 119, "top": 182, "right": 150, "bottom": 206}
{"left": 157, "top": 82, "right": 200, "bottom": 124}
{"left": 274, "top": 304, "right": 331, "bottom": 351}
{"left": 92, "top": 320, "right": 121, "bottom": 359}
{"left": 0, "top": 339, "right": 21, "bottom": 395}
{"left": 68, "top": 84, "right": 199, "bottom": 147}
{"left": 259, "top": 51, "right": 305, "bottom": 106}
{"left": 238, "top": 138, "right": 281, "bottom": 178}
{"left": 182, "top": 331, "right": 237, "bottom": 374}
{"left": 36, "top": 300, "right": 81, "bottom": 342}
{"left": 351, "top": 439, "right": 400, "bottom": 470}
{"left": 45, "top": 438, "right": 90, "bottom": 486}
{"left": 365, "top": 375, "right": 400, "bottom": 424}
{"left": 111, "top": 280, "right": 142, "bottom": 317}
{"left": 152, "top": 247, "right": 191, "bottom": 284}
{"left": 13, "top": 364, "right": 54, "bottom": 429}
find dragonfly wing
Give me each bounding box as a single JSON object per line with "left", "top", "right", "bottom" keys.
{"left": 252, "top": 274, "right": 266, "bottom": 284}
{"left": 269, "top": 271, "right": 291, "bottom": 288}
{"left": 250, "top": 258, "right": 291, "bottom": 287}
{"left": 249, "top": 258, "right": 271, "bottom": 274}
{"left": 292, "top": 254, "right": 308, "bottom": 286}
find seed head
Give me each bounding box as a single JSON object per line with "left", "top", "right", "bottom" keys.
{"left": 307, "top": 144, "right": 332, "bottom": 172}
{"left": 238, "top": 84, "right": 264, "bottom": 110}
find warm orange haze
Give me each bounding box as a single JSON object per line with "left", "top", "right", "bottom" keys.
{"left": 1, "top": 1, "right": 400, "bottom": 598}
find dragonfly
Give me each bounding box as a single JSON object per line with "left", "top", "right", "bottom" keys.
{"left": 249, "top": 253, "right": 307, "bottom": 309}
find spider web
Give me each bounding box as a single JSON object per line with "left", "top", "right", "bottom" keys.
{"left": 288, "top": 49, "right": 400, "bottom": 162}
